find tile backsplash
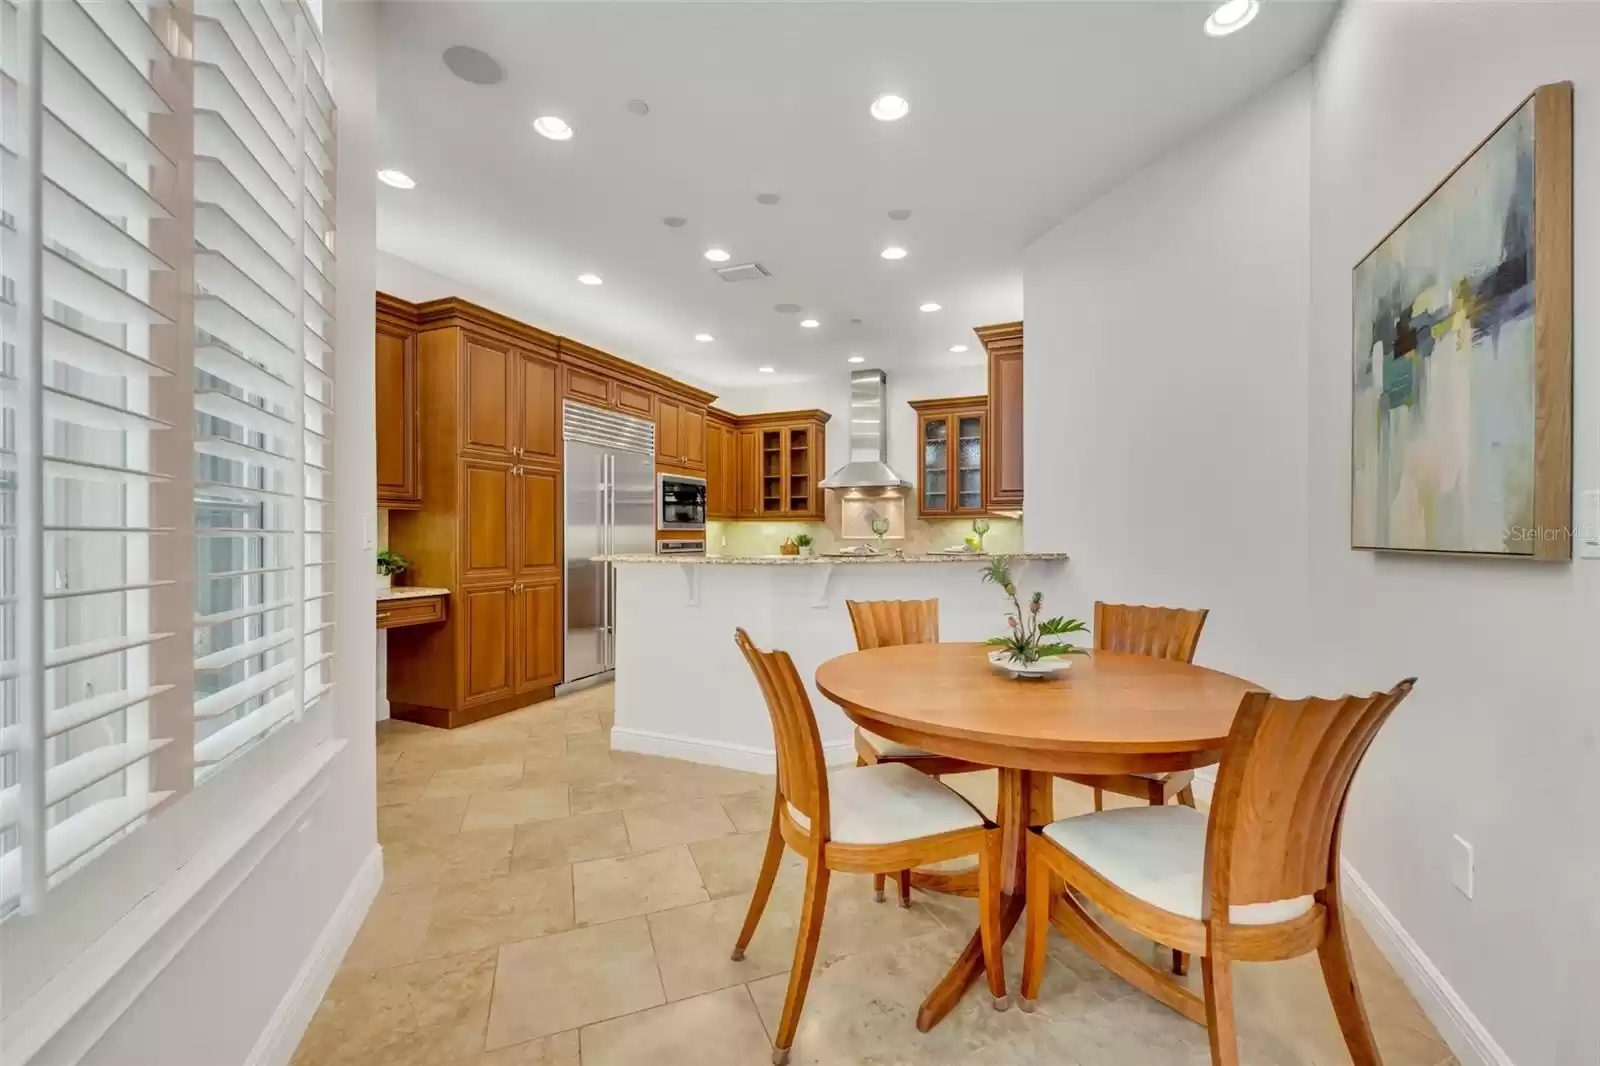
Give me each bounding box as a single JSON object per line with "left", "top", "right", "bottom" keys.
{"left": 708, "top": 510, "right": 1022, "bottom": 557}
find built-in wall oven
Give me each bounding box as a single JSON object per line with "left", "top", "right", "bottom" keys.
{"left": 658, "top": 473, "right": 707, "bottom": 531}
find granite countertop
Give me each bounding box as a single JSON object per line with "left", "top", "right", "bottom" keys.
{"left": 377, "top": 585, "right": 451, "bottom": 600}
{"left": 597, "top": 552, "right": 1068, "bottom": 565}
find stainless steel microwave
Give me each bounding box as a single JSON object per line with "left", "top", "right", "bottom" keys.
{"left": 657, "top": 473, "right": 707, "bottom": 531}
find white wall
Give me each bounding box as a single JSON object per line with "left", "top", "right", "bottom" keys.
{"left": 1307, "top": 4, "right": 1600, "bottom": 1063}
{"left": 1025, "top": 67, "right": 1314, "bottom": 694}
{"left": 1027, "top": 5, "right": 1600, "bottom": 1062}
{"left": 71, "top": 4, "right": 383, "bottom": 1064}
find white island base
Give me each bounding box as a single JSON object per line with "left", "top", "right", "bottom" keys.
{"left": 608, "top": 554, "right": 1069, "bottom": 772}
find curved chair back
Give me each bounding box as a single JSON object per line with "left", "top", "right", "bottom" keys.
{"left": 845, "top": 598, "right": 940, "bottom": 650}
{"left": 1204, "top": 679, "right": 1416, "bottom": 917}
{"left": 1094, "top": 602, "right": 1209, "bottom": 663}
{"left": 734, "top": 628, "right": 829, "bottom": 839}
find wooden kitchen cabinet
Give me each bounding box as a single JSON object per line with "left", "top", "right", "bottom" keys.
{"left": 615, "top": 381, "right": 654, "bottom": 419}
{"left": 976, "top": 321, "right": 1024, "bottom": 510}
{"left": 513, "top": 577, "right": 563, "bottom": 693}
{"left": 516, "top": 350, "right": 561, "bottom": 464}
{"left": 459, "top": 457, "right": 516, "bottom": 583}
{"left": 705, "top": 409, "right": 739, "bottom": 520}
{"left": 460, "top": 583, "right": 516, "bottom": 708}
{"left": 562, "top": 364, "right": 614, "bottom": 408}
{"left": 461, "top": 335, "right": 517, "bottom": 458}
{"left": 376, "top": 316, "right": 420, "bottom": 508}
{"left": 514, "top": 466, "right": 561, "bottom": 583}
{"left": 655, "top": 397, "right": 707, "bottom": 471}
{"left": 735, "top": 427, "right": 762, "bottom": 517}
{"left": 909, "top": 396, "right": 987, "bottom": 516}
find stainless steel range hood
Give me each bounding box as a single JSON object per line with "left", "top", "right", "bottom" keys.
{"left": 819, "top": 368, "right": 911, "bottom": 490}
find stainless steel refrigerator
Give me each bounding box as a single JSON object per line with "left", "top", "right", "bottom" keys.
{"left": 563, "top": 402, "right": 657, "bottom": 685}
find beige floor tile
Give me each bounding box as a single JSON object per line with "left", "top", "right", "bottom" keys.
{"left": 379, "top": 795, "right": 468, "bottom": 843}
{"left": 623, "top": 797, "right": 737, "bottom": 852}
{"left": 424, "top": 762, "right": 525, "bottom": 799}
{"left": 342, "top": 883, "right": 439, "bottom": 972}
{"left": 460, "top": 785, "right": 570, "bottom": 831}
{"left": 565, "top": 730, "right": 611, "bottom": 759}
{"left": 687, "top": 830, "right": 801, "bottom": 898}
{"left": 521, "top": 750, "right": 615, "bottom": 787}
{"left": 511, "top": 810, "right": 631, "bottom": 872}
{"left": 563, "top": 709, "right": 602, "bottom": 733}
{"left": 449, "top": 1030, "right": 579, "bottom": 1066}
{"left": 579, "top": 986, "right": 773, "bottom": 1066}
{"left": 485, "top": 917, "right": 664, "bottom": 1048}
{"left": 293, "top": 949, "right": 496, "bottom": 1066}
{"left": 573, "top": 845, "right": 709, "bottom": 925}
{"left": 377, "top": 750, "right": 404, "bottom": 773}
{"left": 420, "top": 865, "right": 575, "bottom": 958}
{"left": 383, "top": 828, "right": 514, "bottom": 892}
{"left": 378, "top": 770, "right": 437, "bottom": 808}
{"left": 394, "top": 741, "right": 526, "bottom": 775}
{"left": 718, "top": 788, "right": 778, "bottom": 833}
{"left": 647, "top": 890, "right": 800, "bottom": 1001}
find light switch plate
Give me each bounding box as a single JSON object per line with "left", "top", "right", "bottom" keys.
{"left": 1580, "top": 490, "right": 1600, "bottom": 559}
{"left": 1451, "top": 835, "right": 1475, "bottom": 899}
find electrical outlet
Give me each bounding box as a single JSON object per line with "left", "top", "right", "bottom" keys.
{"left": 1451, "top": 835, "right": 1475, "bottom": 899}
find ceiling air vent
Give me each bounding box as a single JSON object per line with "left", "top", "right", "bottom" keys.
{"left": 714, "top": 262, "right": 771, "bottom": 283}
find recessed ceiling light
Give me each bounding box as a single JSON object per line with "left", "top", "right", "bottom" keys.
{"left": 870, "top": 94, "right": 910, "bottom": 122}
{"left": 887, "top": 208, "right": 912, "bottom": 221}
{"left": 663, "top": 216, "right": 688, "bottom": 228}
{"left": 626, "top": 98, "right": 650, "bottom": 117}
{"left": 1204, "top": 0, "right": 1259, "bottom": 36}
{"left": 755, "top": 192, "right": 782, "bottom": 206}
{"left": 703, "top": 248, "right": 731, "bottom": 263}
{"left": 694, "top": 333, "right": 714, "bottom": 342}
{"left": 774, "top": 303, "right": 801, "bottom": 314}
{"left": 758, "top": 366, "right": 775, "bottom": 374}
{"left": 376, "top": 169, "right": 415, "bottom": 189}
{"left": 881, "top": 246, "right": 907, "bottom": 260}
{"left": 533, "top": 116, "right": 574, "bottom": 141}
{"left": 442, "top": 46, "right": 505, "bottom": 86}
{"left": 949, "top": 344, "right": 969, "bottom": 353}
{"left": 800, "top": 319, "right": 820, "bottom": 329}
{"left": 920, "top": 302, "right": 942, "bottom": 313}
{"left": 847, "top": 356, "right": 865, "bottom": 364}
{"left": 577, "top": 273, "right": 603, "bottom": 285}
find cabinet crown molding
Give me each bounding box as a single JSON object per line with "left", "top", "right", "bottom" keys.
{"left": 908, "top": 395, "right": 987, "bottom": 415}
{"left": 973, "top": 320, "right": 1023, "bottom": 355}
{"left": 377, "top": 292, "right": 719, "bottom": 407}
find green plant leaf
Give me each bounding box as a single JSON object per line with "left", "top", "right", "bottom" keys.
{"left": 1039, "top": 617, "right": 1088, "bottom": 636}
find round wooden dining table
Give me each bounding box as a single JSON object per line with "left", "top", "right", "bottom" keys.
{"left": 814, "top": 642, "right": 1261, "bottom": 1031}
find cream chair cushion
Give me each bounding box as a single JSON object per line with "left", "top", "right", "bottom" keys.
{"left": 859, "top": 728, "right": 933, "bottom": 759}
{"left": 1040, "top": 805, "right": 1313, "bottom": 926}
{"left": 788, "top": 763, "right": 986, "bottom": 845}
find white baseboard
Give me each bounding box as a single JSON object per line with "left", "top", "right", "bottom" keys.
{"left": 245, "top": 844, "right": 383, "bottom": 1066}
{"left": 610, "top": 726, "right": 854, "bottom": 773}
{"left": 1338, "top": 860, "right": 1512, "bottom": 1066}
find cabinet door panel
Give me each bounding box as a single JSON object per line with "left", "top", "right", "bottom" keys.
{"left": 376, "top": 325, "right": 419, "bottom": 506}
{"left": 462, "top": 338, "right": 514, "bottom": 456}
{"left": 518, "top": 351, "right": 560, "bottom": 463}
{"left": 516, "top": 467, "right": 561, "bottom": 579}
{"left": 988, "top": 351, "right": 1024, "bottom": 506}
{"left": 461, "top": 584, "right": 515, "bottom": 706}
{"left": 565, "top": 367, "right": 613, "bottom": 407}
{"left": 461, "top": 460, "right": 514, "bottom": 582}
{"left": 656, "top": 398, "right": 681, "bottom": 462}
{"left": 515, "top": 579, "right": 563, "bottom": 693}
{"left": 616, "top": 383, "right": 654, "bottom": 419}
{"left": 736, "top": 428, "right": 762, "bottom": 517}
{"left": 680, "top": 405, "right": 706, "bottom": 467}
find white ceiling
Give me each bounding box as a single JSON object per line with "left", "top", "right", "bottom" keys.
{"left": 375, "top": 1, "right": 1334, "bottom": 391}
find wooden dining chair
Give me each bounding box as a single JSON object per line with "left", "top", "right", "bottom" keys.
{"left": 1019, "top": 678, "right": 1416, "bottom": 1066}
{"left": 845, "top": 598, "right": 988, "bottom": 906}
{"left": 1059, "top": 601, "right": 1212, "bottom": 812}
{"left": 733, "top": 628, "right": 1009, "bottom": 1065}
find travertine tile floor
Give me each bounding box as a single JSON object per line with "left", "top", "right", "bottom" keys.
{"left": 294, "top": 684, "right": 1459, "bottom": 1066}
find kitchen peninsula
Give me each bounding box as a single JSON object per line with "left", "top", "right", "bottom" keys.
{"left": 606, "top": 552, "right": 1068, "bottom": 770}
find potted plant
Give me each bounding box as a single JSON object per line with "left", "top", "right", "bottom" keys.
{"left": 794, "top": 532, "right": 814, "bottom": 558}
{"left": 980, "top": 556, "right": 1088, "bottom": 678}
{"left": 970, "top": 517, "right": 992, "bottom": 553}
{"left": 377, "top": 549, "right": 409, "bottom": 590}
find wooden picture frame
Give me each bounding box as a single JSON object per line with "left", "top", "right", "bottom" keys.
{"left": 1351, "top": 82, "right": 1573, "bottom": 560}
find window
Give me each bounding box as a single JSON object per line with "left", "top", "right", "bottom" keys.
{"left": 0, "top": 0, "right": 335, "bottom": 918}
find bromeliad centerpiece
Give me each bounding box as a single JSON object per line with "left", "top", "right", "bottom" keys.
{"left": 980, "top": 556, "right": 1088, "bottom": 678}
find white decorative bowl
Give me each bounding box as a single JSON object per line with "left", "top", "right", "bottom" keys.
{"left": 987, "top": 651, "right": 1073, "bottom": 680}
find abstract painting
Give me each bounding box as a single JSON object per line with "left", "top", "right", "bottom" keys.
{"left": 1352, "top": 83, "right": 1573, "bottom": 560}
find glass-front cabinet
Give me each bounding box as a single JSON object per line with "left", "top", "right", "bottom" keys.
{"left": 910, "top": 396, "right": 988, "bottom": 516}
